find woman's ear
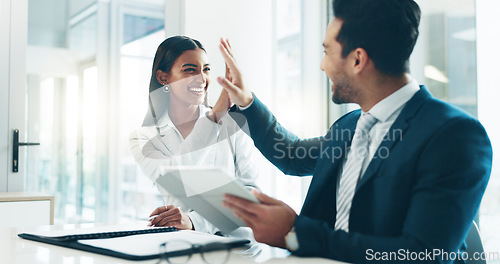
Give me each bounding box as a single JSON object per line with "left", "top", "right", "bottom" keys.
{"left": 156, "top": 70, "right": 169, "bottom": 85}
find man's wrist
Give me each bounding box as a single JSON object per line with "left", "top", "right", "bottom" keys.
{"left": 284, "top": 227, "right": 299, "bottom": 252}
{"left": 237, "top": 93, "right": 255, "bottom": 110}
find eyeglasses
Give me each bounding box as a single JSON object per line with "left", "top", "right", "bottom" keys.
{"left": 157, "top": 240, "right": 232, "bottom": 264}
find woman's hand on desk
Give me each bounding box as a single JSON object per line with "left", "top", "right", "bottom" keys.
{"left": 148, "top": 205, "right": 194, "bottom": 230}
{"left": 217, "top": 38, "right": 254, "bottom": 108}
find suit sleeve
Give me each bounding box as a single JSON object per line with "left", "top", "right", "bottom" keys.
{"left": 229, "top": 95, "right": 324, "bottom": 176}
{"left": 293, "top": 117, "right": 492, "bottom": 263}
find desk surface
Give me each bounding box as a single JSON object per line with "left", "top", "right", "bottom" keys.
{"left": 1, "top": 223, "right": 346, "bottom": 264}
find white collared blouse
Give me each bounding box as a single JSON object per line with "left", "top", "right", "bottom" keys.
{"left": 129, "top": 104, "right": 258, "bottom": 235}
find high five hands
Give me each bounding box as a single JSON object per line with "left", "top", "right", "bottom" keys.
{"left": 208, "top": 38, "right": 253, "bottom": 122}
{"left": 213, "top": 38, "right": 297, "bottom": 248}
{"left": 216, "top": 38, "right": 254, "bottom": 109}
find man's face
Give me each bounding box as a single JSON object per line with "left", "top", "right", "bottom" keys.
{"left": 321, "top": 18, "right": 359, "bottom": 104}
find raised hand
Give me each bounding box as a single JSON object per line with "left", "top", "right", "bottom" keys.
{"left": 208, "top": 39, "right": 235, "bottom": 122}
{"left": 217, "top": 38, "right": 254, "bottom": 108}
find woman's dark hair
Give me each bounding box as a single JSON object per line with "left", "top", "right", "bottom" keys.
{"left": 332, "top": 0, "right": 421, "bottom": 76}
{"left": 149, "top": 36, "right": 206, "bottom": 93}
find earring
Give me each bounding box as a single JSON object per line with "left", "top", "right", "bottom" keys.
{"left": 162, "top": 83, "right": 170, "bottom": 93}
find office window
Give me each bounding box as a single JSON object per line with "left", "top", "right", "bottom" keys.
{"left": 272, "top": 0, "right": 305, "bottom": 212}
{"left": 274, "top": 0, "right": 302, "bottom": 129}
{"left": 81, "top": 66, "right": 98, "bottom": 222}
{"left": 117, "top": 14, "right": 165, "bottom": 221}
{"left": 259, "top": 0, "right": 328, "bottom": 212}
{"left": 419, "top": 5, "right": 477, "bottom": 116}
{"left": 25, "top": 1, "right": 166, "bottom": 224}
{"left": 26, "top": 1, "right": 99, "bottom": 224}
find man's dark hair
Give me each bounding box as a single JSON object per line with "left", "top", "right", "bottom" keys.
{"left": 333, "top": 0, "right": 421, "bottom": 76}
{"left": 149, "top": 35, "right": 205, "bottom": 92}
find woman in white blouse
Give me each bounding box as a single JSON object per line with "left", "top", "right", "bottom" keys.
{"left": 129, "top": 36, "right": 258, "bottom": 236}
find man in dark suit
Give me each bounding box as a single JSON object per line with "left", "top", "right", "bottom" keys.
{"left": 217, "top": 0, "right": 492, "bottom": 263}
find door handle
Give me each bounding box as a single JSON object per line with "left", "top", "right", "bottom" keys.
{"left": 13, "top": 129, "right": 40, "bottom": 173}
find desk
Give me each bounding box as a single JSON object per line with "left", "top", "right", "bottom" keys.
{"left": 1, "top": 224, "right": 346, "bottom": 264}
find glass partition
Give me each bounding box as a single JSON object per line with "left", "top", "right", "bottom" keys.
{"left": 26, "top": 1, "right": 98, "bottom": 223}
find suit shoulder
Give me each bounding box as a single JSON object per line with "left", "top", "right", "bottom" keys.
{"left": 334, "top": 109, "right": 361, "bottom": 124}
{"left": 413, "top": 97, "right": 490, "bottom": 145}
{"left": 326, "top": 109, "right": 361, "bottom": 134}
{"left": 419, "top": 96, "right": 479, "bottom": 124}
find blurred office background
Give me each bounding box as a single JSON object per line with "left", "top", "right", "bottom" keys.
{"left": 2, "top": 0, "right": 499, "bottom": 261}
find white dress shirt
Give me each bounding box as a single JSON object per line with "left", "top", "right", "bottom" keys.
{"left": 337, "top": 79, "right": 420, "bottom": 193}
{"left": 129, "top": 103, "right": 258, "bottom": 238}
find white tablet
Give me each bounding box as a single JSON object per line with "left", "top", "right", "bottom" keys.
{"left": 155, "top": 166, "right": 259, "bottom": 233}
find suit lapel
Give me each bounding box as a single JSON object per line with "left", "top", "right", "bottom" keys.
{"left": 301, "top": 110, "right": 360, "bottom": 217}
{"left": 355, "top": 86, "right": 432, "bottom": 192}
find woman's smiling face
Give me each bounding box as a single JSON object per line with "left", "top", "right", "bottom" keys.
{"left": 164, "top": 48, "right": 211, "bottom": 107}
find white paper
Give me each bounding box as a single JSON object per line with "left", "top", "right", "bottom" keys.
{"left": 27, "top": 223, "right": 152, "bottom": 238}
{"left": 79, "top": 230, "right": 243, "bottom": 257}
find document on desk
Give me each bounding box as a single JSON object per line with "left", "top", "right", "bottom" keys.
{"left": 156, "top": 166, "right": 260, "bottom": 233}
{"left": 18, "top": 225, "right": 249, "bottom": 261}
{"left": 80, "top": 230, "right": 246, "bottom": 256}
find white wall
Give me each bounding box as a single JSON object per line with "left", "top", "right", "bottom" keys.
{"left": 476, "top": 0, "right": 500, "bottom": 252}
{"left": 477, "top": 0, "right": 500, "bottom": 158}
{"left": 1, "top": 0, "right": 28, "bottom": 191}
{"left": 182, "top": 0, "right": 274, "bottom": 106}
